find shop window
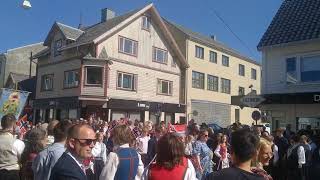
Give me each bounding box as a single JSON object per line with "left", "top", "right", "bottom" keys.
{"left": 64, "top": 70, "right": 79, "bottom": 88}
{"left": 86, "top": 66, "right": 103, "bottom": 86}
{"left": 157, "top": 79, "right": 173, "bottom": 95}
{"left": 41, "top": 74, "right": 54, "bottom": 91}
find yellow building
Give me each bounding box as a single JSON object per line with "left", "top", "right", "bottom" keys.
{"left": 165, "top": 20, "right": 261, "bottom": 127}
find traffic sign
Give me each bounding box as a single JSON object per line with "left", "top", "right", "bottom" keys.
{"left": 252, "top": 110, "right": 261, "bottom": 121}
{"left": 240, "top": 92, "right": 265, "bottom": 108}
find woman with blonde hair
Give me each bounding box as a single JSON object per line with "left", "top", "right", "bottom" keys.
{"left": 251, "top": 138, "right": 273, "bottom": 180}
{"left": 100, "top": 125, "right": 144, "bottom": 180}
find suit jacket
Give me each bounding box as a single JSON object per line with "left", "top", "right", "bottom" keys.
{"left": 146, "top": 137, "right": 157, "bottom": 165}
{"left": 49, "top": 152, "right": 87, "bottom": 180}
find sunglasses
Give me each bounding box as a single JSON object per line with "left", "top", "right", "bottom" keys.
{"left": 74, "top": 138, "right": 97, "bottom": 146}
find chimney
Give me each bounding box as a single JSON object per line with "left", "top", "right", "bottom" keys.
{"left": 101, "top": 8, "right": 115, "bottom": 22}
{"left": 210, "top": 35, "right": 217, "bottom": 41}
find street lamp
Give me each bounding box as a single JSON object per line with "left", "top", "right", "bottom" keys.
{"left": 22, "top": 0, "right": 32, "bottom": 9}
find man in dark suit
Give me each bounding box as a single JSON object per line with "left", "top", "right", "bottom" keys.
{"left": 50, "top": 124, "right": 96, "bottom": 180}
{"left": 146, "top": 126, "right": 164, "bottom": 165}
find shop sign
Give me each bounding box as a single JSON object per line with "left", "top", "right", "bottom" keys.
{"left": 240, "top": 92, "right": 265, "bottom": 108}
{"left": 137, "top": 102, "right": 150, "bottom": 109}
{"left": 314, "top": 95, "right": 320, "bottom": 102}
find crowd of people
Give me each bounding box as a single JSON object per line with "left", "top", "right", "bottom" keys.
{"left": 0, "top": 113, "right": 319, "bottom": 180}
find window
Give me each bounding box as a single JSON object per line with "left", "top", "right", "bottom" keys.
{"left": 235, "top": 109, "right": 240, "bottom": 123}
{"left": 207, "top": 75, "right": 218, "bottom": 91}
{"left": 301, "top": 55, "right": 320, "bottom": 82}
{"left": 195, "top": 45, "right": 204, "bottom": 59}
{"left": 141, "top": 16, "right": 150, "bottom": 30}
{"left": 251, "top": 68, "right": 257, "bottom": 80}
{"left": 286, "top": 57, "right": 297, "bottom": 84}
{"left": 252, "top": 89, "right": 257, "bottom": 94}
{"left": 238, "top": 86, "right": 245, "bottom": 95}
{"left": 41, "top": 74, "right": 53, "bottom": 91}
{"left": 64, "top": 70, "right": 79, "bottom": 88}
{"left": 153, "top": 47, "right": 168, "bottom": 64}
{"left": 221, "top": 78, "right": 231, "bottom": 94}
{"left": 86, "top": 66, "right": 103, "bottom": 85}
{"left": 117, "top": 72, "right": 136, "bottom": 91}
{"left": 54, "top": 39, "right": 62, "bottom": 56}
{"left": 157, "top": 79, "right": 173, "bottom": 95}
{"left": 209, "top": 51, "right": 217, "bottom": 63}
{"left": 239, "top": 64, "right": 245, "bottom": 76}
{"left": 192, "top": 71, "right": 205, "bottom": 89}
{"left": 222, "top": 55, "right": 229, "bottom": 67}
{"left": 119, "top": 36, "right": 138, "bottom": 56}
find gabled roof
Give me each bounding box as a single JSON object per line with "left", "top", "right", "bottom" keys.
{"left": 62, "top": 3, "right": 188, "bottom": 68}
{"left": 164, "top": 19, "right": 260, "bottom": 66}
{"left": 8, "top": 72, "right": 30, "bottom": 84}
{"left": 43, "top": 22, "right": 84, "bottom": 46}
{"left": 65, "top": 8, "right": 141, "bottom": 48}
{"left": 257, "top": 0, "right": 320, "bottom": 50}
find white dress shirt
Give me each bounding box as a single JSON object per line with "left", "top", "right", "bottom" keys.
{"left": 99, "top": 144, "right": 144, "bottom": 180}
{"left": 273, "top": 144, "right": 279, "bottom": 165}
{"left": 137, "top": 136, "right": 150, "bottom": 154}
{"left": 92, "top": 142, "right": 107, "bottom": 163}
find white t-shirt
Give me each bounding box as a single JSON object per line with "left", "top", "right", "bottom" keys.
{"left": 137, "top": 136, "right": 150, "bottom": 154}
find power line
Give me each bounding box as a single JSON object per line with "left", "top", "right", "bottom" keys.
{"left": 209, "top": 9, "right": 258, "bottom": 59}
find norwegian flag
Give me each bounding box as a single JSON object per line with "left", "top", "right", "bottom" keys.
{"left": 16, "top": 114, "right": 30, "bottom": 135}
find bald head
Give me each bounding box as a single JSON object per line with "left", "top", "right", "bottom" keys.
{"left": 68, "top": 124, "right": 95, "bottom": 139}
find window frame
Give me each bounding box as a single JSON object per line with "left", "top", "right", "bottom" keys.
{"left": 63, "top": 69, "right": 80, "bottom": 89}
{"left": 238, "top": 86, "right": 245, "bottom": 95}
{"left": 152, "top": 46, "right": 168, "bottom": 64}
{"left": 118, "top": 36, "right": 138, "bottom": 57}
{"left": 195, "top": 45, "right": 204, "bottom": 59}
{"left": 141, "top": 15, "right": 151, "bottom": 31}
{"left": 207, "top": 74, "right": 219, "bottom": 92}
{"left": 157, "top": 79, "right": 173, "bottom": 96}
{"left": 85, "top": 66, "right": 104, "bottom": 87}
{"left": 251, "top": 68, "right": 257, "bottom": 80}
{"left": 117, "top": 71, "right": 137, "bottom": 91}
{"left": 239, "top": 64, "right": 245, "bottom": 76}
{"left": 192, "top": 71, "right": 205, "bottom": 89}
{"left": 222, "top": 55, "right": 229, "bottom": 67}
{"left": 209, "top": 51, "right": 217, "bottom": 63}
{"left": 221, "top": 78, "right": 231, "bottom": 94}
{"left": 54, "top": 39, "right": 62, "bottom": 57}
{"left": 41, "top": 74, "right": 54, "bottom": 91}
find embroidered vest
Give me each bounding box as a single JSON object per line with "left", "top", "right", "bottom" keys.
{"left": 114, "top": 148, "right": 139, "bottom": 180}
{"left": 149, "top": 157, "right": 188, "bottom": 180}
{"left": 0, "top": 133, "right": 19, "bottom": 169}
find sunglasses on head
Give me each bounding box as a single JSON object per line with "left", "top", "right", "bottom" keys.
{"left": 74, "top": 138, "right": 97, "bottom": 146}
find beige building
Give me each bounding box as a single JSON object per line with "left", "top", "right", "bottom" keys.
{"left": 33, "top": 4, "right": 188, "bottom": 123}
{"left": 257, "top": 0, "right": 320, "bottom": 131}
{"left": 165, "top": 21, "right": 261, "bottom": 127}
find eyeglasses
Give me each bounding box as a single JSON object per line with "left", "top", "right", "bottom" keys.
{"left": 74, "top": 138, "right": 97, "bottom": 146}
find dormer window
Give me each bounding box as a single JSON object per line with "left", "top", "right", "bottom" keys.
{"left": 142, "top": 16, "right": 150, "bottom": 30}
{"left": 54, "top": 39, "right": 62, "bottom": 56}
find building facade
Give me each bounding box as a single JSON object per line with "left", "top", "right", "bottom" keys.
{"left": 0, "top": 43, "right": 45, "bottom": 88}
{"left": 257, "top": 0, "right": 320, "bottom": 131}
{"left": 165, "top": 21, "right": 261, "bottom": 127}
{"left": 34, "top": 4, "right": 188, "bottom": 124}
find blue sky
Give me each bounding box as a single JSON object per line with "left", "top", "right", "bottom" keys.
{"left": 0, "top": 0, "right": 282, "bottom": 61}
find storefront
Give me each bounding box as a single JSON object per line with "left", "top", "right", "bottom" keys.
{"left": 107, "top": 99, "right": 186, "bottom": 124}
{"left": 232, "top": 92, "right": 320, "bottom": 131}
